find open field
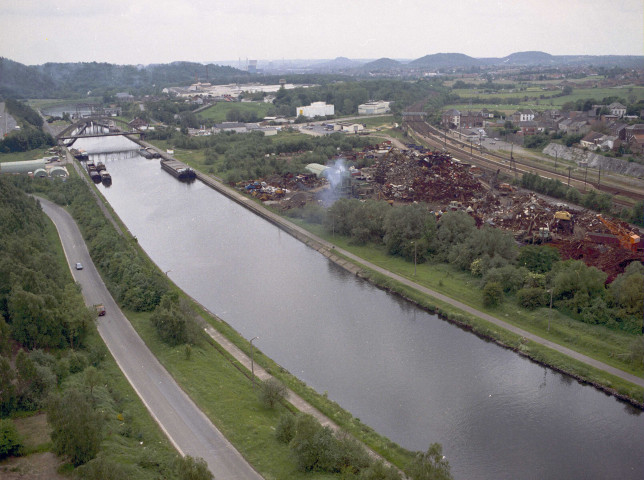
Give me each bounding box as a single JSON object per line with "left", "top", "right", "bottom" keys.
{"left": 447, "top": 85, "right": 644, "bottom": 112}
{"left": 197, "top": 101, "right": 274, "bottom": 122}
{"left": 0, "top": 148, "right": 54, "bottom": 162}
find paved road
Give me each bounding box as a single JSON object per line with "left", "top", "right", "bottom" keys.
{"left": 38, "top": 197, "right": 263, "bottom": 480}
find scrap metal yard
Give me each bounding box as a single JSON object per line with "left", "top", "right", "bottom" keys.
{"left": 233, "top": 140, "right": 642, "bottom": 282}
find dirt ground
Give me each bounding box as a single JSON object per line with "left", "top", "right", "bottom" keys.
{"left": 0, "top": 414, "right": 66, "bottom": 480}
{"left": 0, "top": 452, "right": 66, "bottom": 480}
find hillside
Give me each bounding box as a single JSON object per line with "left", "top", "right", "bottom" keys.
{"left": 407, "top": 53, "right": 481, "bottom": 69}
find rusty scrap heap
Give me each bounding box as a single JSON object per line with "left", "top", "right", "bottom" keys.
{"left": 373, "top": 149, "right": 485, "bottom": 203}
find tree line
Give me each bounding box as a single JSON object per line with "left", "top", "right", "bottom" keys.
{"left": 290, "top": 198, "right": 643, "bottom": 335}
{"left": 0, "top": 99, "right": 55, "bottom": 153}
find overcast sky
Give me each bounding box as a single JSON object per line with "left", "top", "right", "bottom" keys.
{"left": 1, "top": 0, "right": 642, "bottom": 66}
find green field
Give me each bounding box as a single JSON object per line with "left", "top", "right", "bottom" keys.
{"left": 358, "top": 115, "right": 396, "bottom": 128}
{"left": 447, "top": 85, "right": 644, "bottom": 112}
{"left": 197, "top": 101, "right": 274, "bottom": 122}
{"left": 0, "top": 148, "right": 54, "bottom": 162}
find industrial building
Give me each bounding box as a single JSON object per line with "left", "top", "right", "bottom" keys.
{"left": 0, "top": 159, "right": 68, "bottom": 179}
{"left": 296, "top": 102, "right": 334, "bottom": 118}
{"left": 358, "top": 101, "right": 391, "bottom": 115}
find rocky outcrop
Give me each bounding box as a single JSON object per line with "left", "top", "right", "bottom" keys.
{"left": 543, "top": 143, "right": 644, "bottom": 179}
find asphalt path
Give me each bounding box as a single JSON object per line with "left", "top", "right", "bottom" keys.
{"left": 38, "top": 197, "right": 263, "bottom": 480}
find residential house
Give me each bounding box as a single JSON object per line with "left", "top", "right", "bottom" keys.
{"left": 518, "top": 121, "right": 539, "bottom": 135}
{"left": 511, "top": 109, "right": 536, "bottom": 123}
{"left": 608, "top": 102, "right": 627, "bottom": 118}
{"left": 559, "top": 118, "right": 590, "bottom": 135}
{"left": 625, "top": 124, "right": 644, "bottom": 152}
{"left": 441, "top": 109, "right": 461, "bottom": 128}
{"left": 580, "top": 131, "right": 605, "bottom": 150}
{"left": 459, "top": 111, "right": 485, "bottom": 129}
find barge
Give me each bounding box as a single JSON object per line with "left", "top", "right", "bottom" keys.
{"left": 139, "top": 147, "right": 160, "bottom": 159}
{"left": 100, "top": 171, "right": 112, "bottom": 186}
{"left": 160, "top": 159, "right": 196, "bottom": 181}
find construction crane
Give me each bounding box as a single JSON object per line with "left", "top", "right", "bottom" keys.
{"left": 596, "top": 214, "right": 641, "bottom": 252}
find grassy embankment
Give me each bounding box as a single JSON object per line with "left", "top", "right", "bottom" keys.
{"left": 62, "top": 164, "right": 417, "bottom": 476}
{"left": 283, "top": 219, "right": 644, "bottom": 403}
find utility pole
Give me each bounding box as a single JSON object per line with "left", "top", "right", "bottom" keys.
{"left": 554, "top": 151, "right": 558, "bottom": 171}
{"left": 598, "top": 165, "right": 601, "bottom": 187}
{"left": 567, "top": 166, "right": 571, "bottom": 187}
{"left": 584, "top": 163, "right": 588, "bottom": 188}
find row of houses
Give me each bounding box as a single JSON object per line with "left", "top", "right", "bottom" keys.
{"left": 443, "top": 108, "right": 644, "bottom": 153}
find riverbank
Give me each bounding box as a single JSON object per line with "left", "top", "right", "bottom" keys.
{"left": 150, "top": 154, "right": 643, "bottom": 407}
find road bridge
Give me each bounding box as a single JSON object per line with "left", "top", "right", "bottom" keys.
{"left": 57, "top": 116, "right": 142, "bottom": 141}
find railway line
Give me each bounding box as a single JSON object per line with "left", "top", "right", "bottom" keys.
{"left": 402, "top": 116, "right": 644, "bottom": 208}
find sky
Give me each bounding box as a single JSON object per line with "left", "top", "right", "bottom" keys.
{"left": 1, "top": 0, "right": 642, "bottom": 66}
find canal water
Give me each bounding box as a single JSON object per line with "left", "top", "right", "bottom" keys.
{"left": 74, "top": 135, "right": 644, "bottom": 480}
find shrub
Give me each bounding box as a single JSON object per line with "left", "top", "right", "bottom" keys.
{"left": 482, "top": 282, "right": 504, "bottom": 307}
{"left": 259, "top": 378, "right": 287, "bottom": 409}
{"left": 0, "top": 419, "right": 23, "bottom": 459}
{"left": 275, "top": 414, "right": 296, "bottom": 443}
{"left": 517, "top": 288, "right": 547, "bottom": 310}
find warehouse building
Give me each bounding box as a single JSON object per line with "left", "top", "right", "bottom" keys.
{"left": 358, "top": 101, "right": 391, "bottom": 115}
{"left": 296, "top": 102, "right": 334, "bottom": 118}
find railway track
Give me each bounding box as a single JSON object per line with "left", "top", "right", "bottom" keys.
{"left": 403, "top": 116, "right": 644, "bottom": 208}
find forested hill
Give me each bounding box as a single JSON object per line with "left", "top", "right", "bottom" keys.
{"left": 0, "top": 58, "right": 250, "bottom": 99}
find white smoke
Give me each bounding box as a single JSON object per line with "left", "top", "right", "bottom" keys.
{"left": 318, "top": 157, "right": 349, "bottom": 206}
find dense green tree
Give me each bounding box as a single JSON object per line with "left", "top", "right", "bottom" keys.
{"left": 0, "top": 357, "right": 17, "bottom": 417}
{"left": 275, "top": 413, "right": 296, "bottom": 444}
{"left": 482, "top": 265, "right": 527, "bottom": 294}
{"left": 0, "top": 419, "right": 23, "bottom": 459}
{"left": 482, "top": 281, "right": 504, "bottom": 307}
{"left": 435, "top": 211, "right": 476, "bottom": 260}
{"left": 407, "top": 443, "right": 453, "bottom": 480}
{"left": 449, "top": 226, "right": 517, "bottom": 273}
{"left": 151, "top": 293, "right": 200, "bottom": 346}
{"left": 516, "top": 287, "right": 548, "bottom": 310}
{"left": 175, "top": 455, "right": 213, "bottom": 480}
{"left": 47, "top": 387, "right": 103, "bottom": 466}
{"left": 517, "top": 245, "right": 560, "bottom": 273}
{"left": 383, "top": 204, "right": 437, "bottom": 261}
{"left": 358, "top": 460, "right": 402, "bottom": 480}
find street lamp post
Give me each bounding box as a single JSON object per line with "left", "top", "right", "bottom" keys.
{"left": 411, "top": 241, "right": 417, "bottom": 276}
{"left": 548, "top": 289, "right": 554, "bottom": 332}
{"left": 250, "top": 336, "right": 259, "bottom": 388}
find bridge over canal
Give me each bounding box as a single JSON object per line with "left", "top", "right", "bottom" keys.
{"left": 57, "top": 116, "right": 143, "bottom": 143}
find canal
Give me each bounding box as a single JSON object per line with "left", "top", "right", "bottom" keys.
{"left": 73, "top": 135, "right": 643, "bottom": 480}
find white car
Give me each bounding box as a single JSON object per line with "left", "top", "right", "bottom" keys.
{"left": 75, "top": 262, "right": 83, "bottom": 270}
